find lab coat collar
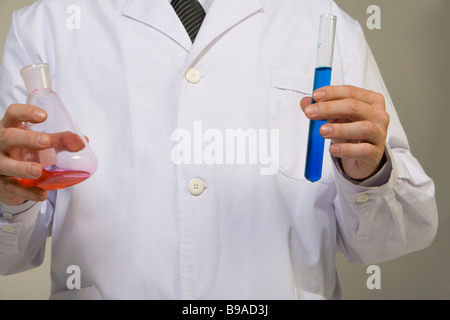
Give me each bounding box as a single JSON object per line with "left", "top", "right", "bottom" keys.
{"left": 122, "top": 0, "right": 263, "bottom": 56}
{"left": 122, "top": 0, "right": 192, "bottom": 51}
{"left": 190, "top": 0, "right": 263, "bottom": 64}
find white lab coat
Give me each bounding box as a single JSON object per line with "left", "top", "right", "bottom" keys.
{"left": 0, "top": 0, "right": 438, "bottom": 300}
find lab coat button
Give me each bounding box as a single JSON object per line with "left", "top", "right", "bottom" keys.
{"left": 186, "top": 68, "right": 201, "bottom": 84}
{"left": 357, "top": 194, "right": 370, "bottom": 203}
{"left": 188, "top": 178, "right": 205, "bottom": 196}
{"left": 2, "top": 213, "right": 13, "bottom": 220}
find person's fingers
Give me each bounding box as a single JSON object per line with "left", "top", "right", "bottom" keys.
{"left": 1, "top": 104, "right": 47, "bottom": 128}
{"left": 303, "top": 98, "right": 375, "bottom": 122}
{"left": 0, "top": 127, "right": 51, "bottom": 150}
{"left": 300, "top": 96, "right": 313, "bottom": 110}
{"left": 49, "top": 131, "right": 86, "bottom": 153}
{"left": 0, "top": 155, "right": 42, "bottom": 179}
{"left": 329, "top": 142, "right": 382, "bottom": 162}
{"left": 313, "top": 85, "right": 385, "bottom": 106}
{"left": 0, "top": 176, "right": 47, "bottom": 203}
{"left": 319, "top": 121, "right": 385, "bottom": 146}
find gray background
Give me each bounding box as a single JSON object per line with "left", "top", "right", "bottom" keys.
{"left": 0, "top": 0, "right": 448, "bottom": 299}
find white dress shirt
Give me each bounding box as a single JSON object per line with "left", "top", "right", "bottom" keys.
{"left": 169, "top": 0, "right": 213, "bottom": 13}
{"left": 194, "top": 0, "right": 214, "bottom": 13}
{"left": 0, "top": 0, "right": 438, "bottom": 299}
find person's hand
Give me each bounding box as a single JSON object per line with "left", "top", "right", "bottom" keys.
{"left": 50, "top": 131, "right": 86, "bottom": 153}
{"left": 300, "top": 85, "right": 390, "bottom": 181}
{"left": 0, "top": 104, "right": 51, "bottom": 205}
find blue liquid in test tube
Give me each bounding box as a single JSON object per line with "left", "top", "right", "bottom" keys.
{"left": 305, "top": 14, "right": 337, "bottom": 182}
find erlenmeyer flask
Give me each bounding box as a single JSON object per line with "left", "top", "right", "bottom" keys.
{"left": 20, "top": 63, "right": 98, "bottom": 190}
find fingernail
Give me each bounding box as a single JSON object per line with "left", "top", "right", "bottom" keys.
{"left": 38, "top": 190, "right": 47, "bottom": 201}
{"left": 34, "top": 110, "right": 46, "bottom": 121}
{"left": 305, "top": 105, "right": 318, "bottom": 116}
{"left": 38, "top": 134, "right": 50, "bottom": 147}
{"left": 30, "top": 164, "right": 41, "bottom": 178}
{"left": 330, "top": 144, "right": 340, "bottom": 156}
{"left": 314, "top": 91, "right": 325, "bottom": 101}
{"left": 320, "top": 125, "right": 332, "bottom": 137}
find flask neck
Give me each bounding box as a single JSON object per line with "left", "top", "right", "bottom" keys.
{"left": 20, "top": 63, "right": 52, "bottom": 95}
{"left": 30, "top": 87, "right": 52, "bottom": 94}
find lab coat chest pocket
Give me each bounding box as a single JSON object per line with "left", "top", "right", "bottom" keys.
{"left": 269, "top": 69, "right": 334, "bottom": 184}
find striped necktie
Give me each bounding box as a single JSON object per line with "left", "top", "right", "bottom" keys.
{"left": 171, "top": 0, "right": 206, "bottom": 43}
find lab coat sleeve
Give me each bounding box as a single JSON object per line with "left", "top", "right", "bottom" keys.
{"left": 0, "top": 190, "right": 55, "bottom": 275}
{"left": 0, "top": 11, "right": 55, "bottom": 275}
{"left": 332, "top": 17, "right": 438, "bottom": 265}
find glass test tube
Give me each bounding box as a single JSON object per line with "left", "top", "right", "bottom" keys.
{"left": 304, "top": 14, "right": 337, "bottom": 182}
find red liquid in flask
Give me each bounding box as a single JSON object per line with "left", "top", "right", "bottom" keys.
{"left": 21, "top": 167, "right": 91, "bottom": 190}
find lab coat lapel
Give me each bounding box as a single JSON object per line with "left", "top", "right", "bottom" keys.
{"left": 189, "top": 0, "right": 263, "bottom": 63}
{"left": 122, "top": 0, "right": 192, "bottom": 51}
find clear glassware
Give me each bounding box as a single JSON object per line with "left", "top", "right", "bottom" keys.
{"left": 305, "top": 14, "right": 337, "bottom": 182}
{"left": 20, "top": 63, "right": 98, "bottom": 190}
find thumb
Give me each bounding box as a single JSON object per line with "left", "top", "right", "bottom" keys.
{"left": 300, "top": 96, "right": 313, "bottom": 112}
